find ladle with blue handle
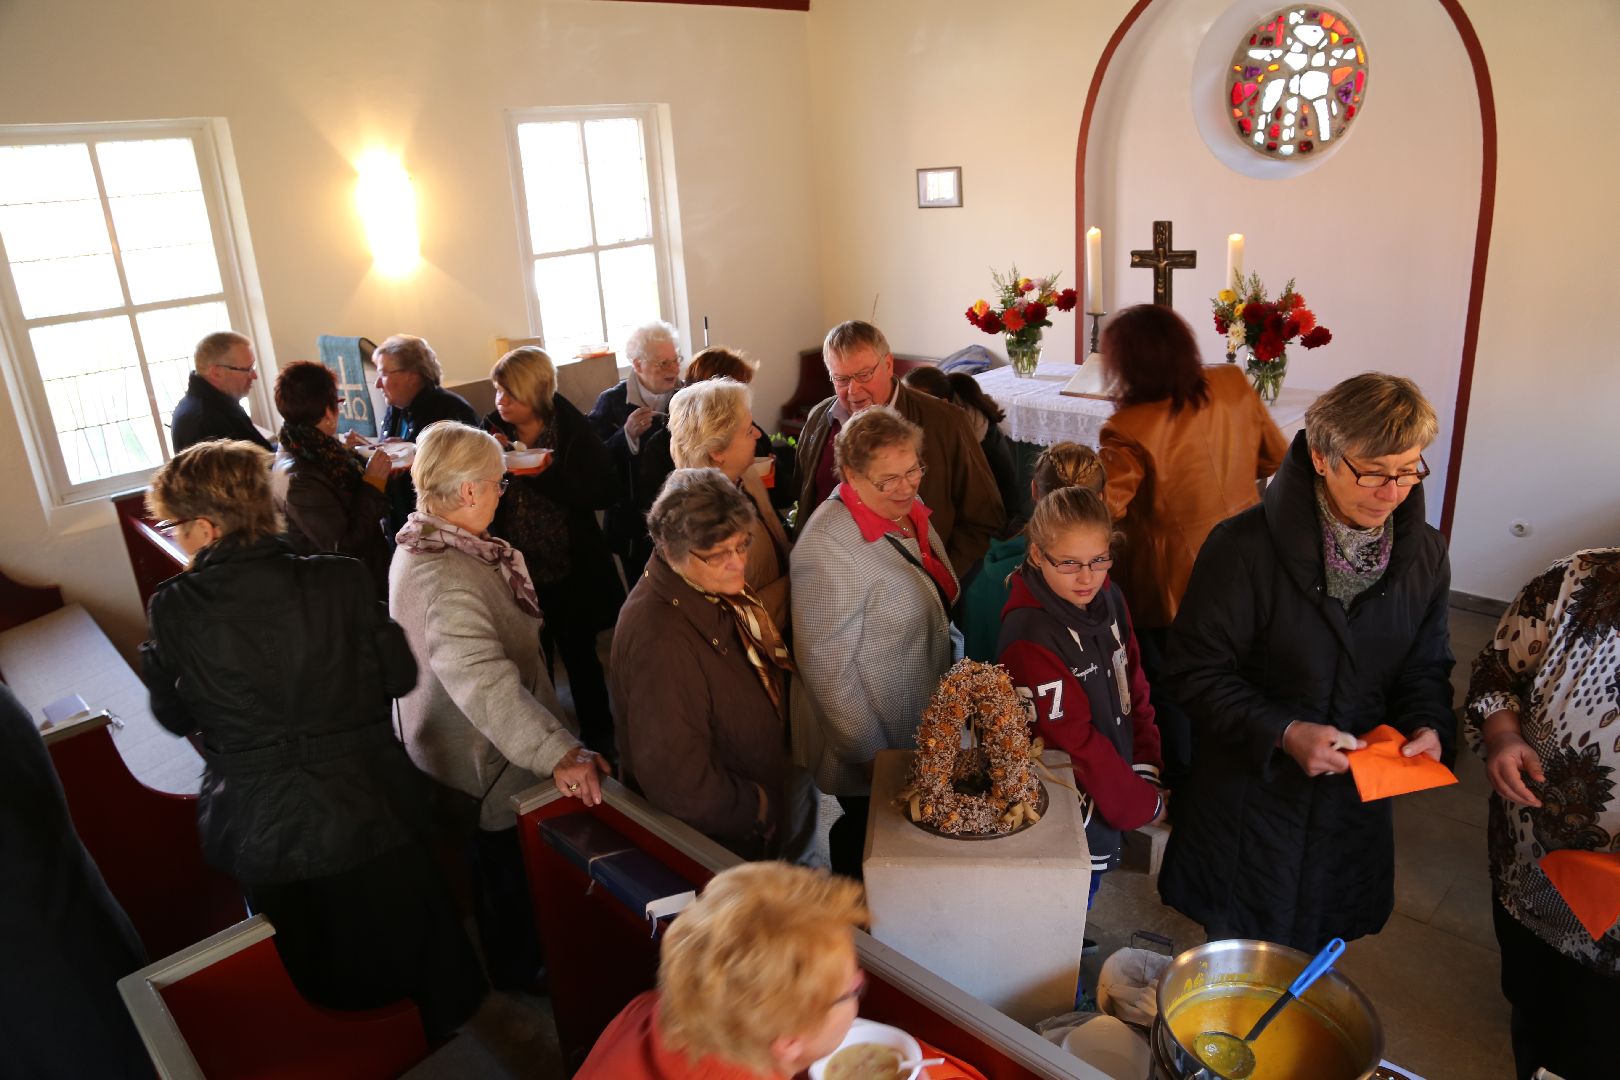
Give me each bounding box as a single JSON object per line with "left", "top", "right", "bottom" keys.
{"left": 1192, "top": 937, "right": 1347, "bottom": 1079}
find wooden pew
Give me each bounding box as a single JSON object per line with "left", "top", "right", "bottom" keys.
{"left": 512, "top": 779, "right": 1109, "bottom": 1079}
{"left": 119, "top": 915, "right": 429, "bottom": 1080}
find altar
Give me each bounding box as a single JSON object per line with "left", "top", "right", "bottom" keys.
{"left": 974, "top": 356, "right": 1317, "bottom": 449}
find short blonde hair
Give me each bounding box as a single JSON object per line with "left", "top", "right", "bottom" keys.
{"left": 147, "top": 440, "right": 281, "bottom": 545}
{"left": 833, "top": 404, "right": 921, "bottom": 480}
{"left": 193, "top": 331, "right": 250, "bottom": 373}
{"left": 411, "top": 422, "right": 501, "bottom": 517}
{"left": 658, "top": 863, "right": 868, "bottom": 1074}
{"left": 491, "top": 346, "right": 556, "bottom": 425}
{"left": 823, "top": 320, "right": 890, "bottom": 364}
{"left": 1305, "top": 372, "right": 1439, "bottom": 466}
{"left": 669, "top": 379, "right": 751, "bottom": 470}
{"left": 1033, "top": 442, "right": 1104, "bottom": 499}
{"left": 375, "top": 334, "right": 442, "bottom": 385}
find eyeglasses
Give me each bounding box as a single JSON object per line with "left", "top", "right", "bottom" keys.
{"left": 645, "top": 356, "right": 683, "bottom": 373}
{"left": 830, "top": 973, "right": 867, "bottom": 1009}
{"left": 215, "top": 363, "right": 255, "bottom": 374}
{"left": 153, "top": 518, "right": 192, "bottom": 537}
{"left": 1040, "top": 550, "right": 1114, "bottom": 576}
{"left": 691, "top": 534, "right": 754, "bottom": 567}
{"left": 478, "top": 477, "right": 511, "bottom": 495}
{"left": 829, "top": 362, "right": 885, "bottom": 389}
{"left": 1340, "top": 455, "right": 1430, "bottom": 489}
{"left": 869, "top": 462, "right": 926, "bottom": 495}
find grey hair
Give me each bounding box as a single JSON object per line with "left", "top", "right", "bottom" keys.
{"left": 1305, "top": 372, "right": 1439, "bottom": 466}
{"left": 823, "top": 320, "right": 891, "bottom": 364}
{"left": 647, "top": 468, "right": 758, "bottom": 563}
{"left": 669, "top": 379, "right": 751, "bottom": 470}
{"left": 375, "top": 334, "right": 443, "bottom": 385}
{"left": 624, "top": 321, "right": 680, "bottom": 365}
{"left": 193, "top": 330, "right": 250, "bottom": 373}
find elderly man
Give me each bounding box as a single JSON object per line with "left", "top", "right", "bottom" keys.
{"left": 589, "top": 321, "right": 684, "bottom": 575}
{"left": 795, "top": 320, "right": 1003, "bottom": 574}
{"left": 170, "top": 331, "right": 274, "bottom": 452}
{"left": 373, "top": 334, "right": 477, "bottom": 441}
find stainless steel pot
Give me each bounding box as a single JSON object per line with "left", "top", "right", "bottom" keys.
{"left": 1149, "top": 938, "right": 1383, "bottom": 1080}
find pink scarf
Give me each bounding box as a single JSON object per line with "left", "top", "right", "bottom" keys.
{"left": 396, "top": 512, "right": 542, "bottom": 618}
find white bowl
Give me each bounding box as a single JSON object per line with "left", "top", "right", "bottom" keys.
{"left": 504, "top": 448, "right": 552, "bottom": 475}
{"left": 808, "top": 1018, "right": 924, "bottom": 1080}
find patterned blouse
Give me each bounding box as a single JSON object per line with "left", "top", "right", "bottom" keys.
{"left": 1465, "top": 548, "right": 1620, "bottom": 973}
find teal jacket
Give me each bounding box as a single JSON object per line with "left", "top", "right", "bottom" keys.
{"left": 960, "top": 533, "right": 1029, "bottom": 662}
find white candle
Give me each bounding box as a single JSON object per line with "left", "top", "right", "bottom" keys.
{"left": 1226, "top": 233, "right": 1245, "bottom": 292}
{"left": 1086, "top": 227, "right": 1103, "bottom": 314}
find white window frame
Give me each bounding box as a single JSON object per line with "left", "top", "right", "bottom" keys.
{"left": 0, "top": 117, "right": 269, "bottom": 508}
{"left": 503, "top": 104, "right": 687, "bottom": 361}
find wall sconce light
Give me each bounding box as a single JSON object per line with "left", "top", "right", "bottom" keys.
{"left": 355, "top": 150, "right": 420, "bottom": 275}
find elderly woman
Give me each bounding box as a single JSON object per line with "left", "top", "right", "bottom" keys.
{"left": 1465, "top": 549, "right": 1620, "bottom": 1080}
{"left": 270, "top": 360, "right": 393, "bottom": 595}
{"left": 577, "top": 862, "right": 868, "bottom": 1079}
{"left": 140, "top": 440, "right": 486, "bottom": 1040}
{"left": 666, "top": 378, "right": 790, "bottom": 626}
{"left": 609, "top": 469, "right": 803, "bottom": 860}
{"left": 484, "top": 346, "right": 624, "bottom": 758}
{"left": 1159, "top": 373, "right": 1455, "bottom": 950}
{"left": 390, "top": 421, "right": 608, "bottom": 991}
{"left": 793, "top": 405, "right": 958, "bottom": 877}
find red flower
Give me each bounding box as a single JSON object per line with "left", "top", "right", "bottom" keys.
{"left": 1264, "top": 312, "right": 1288, "bottom": 338}
{"left": 1215, "top": 315, "right": 1228, "bottom": 334}
{"left": 1289, "top": 292, "right": 1307, "bottom": 310}
{"left": 1300, "top": 326, "right": 1333, "bottom": 349}
{"left": 1002, "top": 307, "right": 1026, "bottom": 332}
{"left": 1024, "top": 302, "right": 1048, "bottom": 325}
{"left": 1055, "top": 288, "right": 1078, "bottom": 312}
{"left": 980, "top": 311, "right": 1004, "bottom": 334}
{"left": 1254, "top": 332, "right": 1285, "bottom": 361}
{"left": 1017, "top": 277, "right": 1035, "bottom": 294}
{"left": 1295, "top": 308, "right": 1317, "bottom": 334}
{"left": 1283, "top": 317, "right": 1301, "bottom": 340}
{"left": 1242, "top": 301, "right": 1270, "bottom": 326}
{"left": 964, "top": 306, "right": 983, "bottom": 329}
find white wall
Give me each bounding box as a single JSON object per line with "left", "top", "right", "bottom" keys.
{"left": 0, "top": 0, "right": 823, "bottom": 654}
{"left": 1446, "top": 0, "right": 1620, "bottom": 601}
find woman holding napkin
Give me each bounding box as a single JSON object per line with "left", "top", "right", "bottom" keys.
{"left": 1466, "top": 548, "right": 1620, "bottom": 1080}
{"left": 1159, "top": 373, "right": 1455, "bottom": 951}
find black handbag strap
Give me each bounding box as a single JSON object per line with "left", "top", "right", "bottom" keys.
{"left": 882, "top": 533, "right": 952, "bottom": 619}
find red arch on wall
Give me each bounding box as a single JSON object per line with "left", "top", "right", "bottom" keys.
{"left": 1075, "top": 0, "right": 1496, "bottom": 538}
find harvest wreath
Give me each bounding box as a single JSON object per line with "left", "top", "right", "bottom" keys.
{"left": 897, "top": 659, "right": 1047, "bottom": 838}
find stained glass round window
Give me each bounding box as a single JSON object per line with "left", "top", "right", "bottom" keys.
{"left": 1228, "top": 7, "right": 1367, "bottom": 158}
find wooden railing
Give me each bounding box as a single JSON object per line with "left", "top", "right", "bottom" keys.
{"left": 112, "top": 489, "right": 188, "bottom": 610}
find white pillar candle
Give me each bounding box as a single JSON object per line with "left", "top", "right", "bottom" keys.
{"left": 1086, "top": 227, "right": 1103, "bottom": 313}
{"left": 1226, "top": 233, "right": 1245, "bottom": 292}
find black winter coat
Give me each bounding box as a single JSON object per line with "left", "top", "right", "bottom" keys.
{"left": 140, "top": 537, "right": 428, "bottom": 885}
{"left": 171, "top": 372, "right": 274, "bottom": 453}
{"left": 1158, "top": 432, "right": 1455, "bottom": 949}
{"left": 271, "top": 449, "right": 391, "bottom": 598}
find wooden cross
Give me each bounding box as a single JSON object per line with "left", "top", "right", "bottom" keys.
{"left": 1130, "top": 220, "right": 1197, "bottom": 307}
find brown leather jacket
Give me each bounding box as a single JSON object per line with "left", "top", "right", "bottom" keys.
{"left": 794, "top": 381, "right": 1004, "bottom": 575}
{"left": 1099, "top": 363, "right": 1287, "bottom": 628}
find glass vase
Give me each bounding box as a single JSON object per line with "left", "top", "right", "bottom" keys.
{"left": 1246, "top": 349, "right": 1287, "bottom": 404}
{"left": 1007, "top": 333, "right": 1043, "bottom": 378}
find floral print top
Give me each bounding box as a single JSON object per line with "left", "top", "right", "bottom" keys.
{"left": 1466, "top": 548, "right": 1620, "bottom": 973}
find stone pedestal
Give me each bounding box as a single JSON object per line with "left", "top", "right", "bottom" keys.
{"left": 863, "top": 749, "right": 1091, "bottom": 1026}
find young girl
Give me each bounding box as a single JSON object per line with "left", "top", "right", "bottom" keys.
{"left": 996, "top": 486, "right": 1164, "bottom": 890}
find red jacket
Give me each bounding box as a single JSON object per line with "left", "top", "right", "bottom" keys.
{"left": 575, "top": 991, "right": 786, "bottom": 1080}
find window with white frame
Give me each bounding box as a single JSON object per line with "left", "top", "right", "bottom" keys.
{"left": 508, "top": 106, "right": 680, "bottom": 363}
{"left": 0, "top": 121, "right": 255, "bottom": 505}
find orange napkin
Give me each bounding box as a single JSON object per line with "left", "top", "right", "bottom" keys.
{"left": 917, "top": 1039, "right": 988, "bottom": 1080}
{"left": 1344, "top": 724, "right": 1458, "bottom": 802}
{"left": 1540, "top": 849, "right": 1620, "bottom": 941}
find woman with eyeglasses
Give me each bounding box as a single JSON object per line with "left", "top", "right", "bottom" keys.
{"left": 998, "top": 486, "right": 1165, "bottom": 899}
{"left": 389, "top": 421, "right": 608, "bottom": 992}
{"left": 609, "top": 469, "right": 808, "bottom": 861}
{"left": 792, "top": 406, "right": 959, "bottom": 877}
{"left": 1159, "top": 372, "right": 1455, "bottom": 951}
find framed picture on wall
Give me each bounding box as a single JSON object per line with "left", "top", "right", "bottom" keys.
{"left": 917, "top": 166, "right": 962, "bottom": 208}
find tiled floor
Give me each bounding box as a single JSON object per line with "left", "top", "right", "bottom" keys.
{"left": 1083, "top": 607, "right": 1512, "bottom": 1080}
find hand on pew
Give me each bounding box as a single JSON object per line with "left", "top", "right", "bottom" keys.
{"left": 554, "top": 746, "right": 611, "bottom": 807}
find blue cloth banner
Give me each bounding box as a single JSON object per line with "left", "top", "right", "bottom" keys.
{"left": 317, "top": 335, "right": 378, "bottom": 438}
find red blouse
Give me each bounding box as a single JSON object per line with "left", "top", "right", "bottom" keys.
{"left": 838, "top": 482, "right": 958, "bottom": 604}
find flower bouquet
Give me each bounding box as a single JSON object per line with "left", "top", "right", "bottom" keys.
{"left": 966, "top": 268, "right": 1079, "bottom": 378}
{"left": 1211, "top": 273, "right": 1332, "bottom": 403}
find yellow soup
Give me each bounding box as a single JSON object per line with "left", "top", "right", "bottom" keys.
{"left": 1167, "top": 988, "right": 1360, "bottom": 1080}
{"left": 824, "top": 1043, "right": 905, "bottom": 1080}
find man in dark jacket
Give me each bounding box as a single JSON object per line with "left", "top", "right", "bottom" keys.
{"left": 371, "top": 333, "right": 477, "bottom": 533}
{"left": 588, "top": 320, "right": 683, "bottom": 576}
{"left": 1159, "top": 374, "right": 1455, "bottom": 951}
{"left": 1, "top": 684, "right": 151, "bottom": 1079}
{"left": 794, "top": 321, "right": 1004, "bottom": 576}
{"left": 170, "top": 330, "right": 275, "bottom": 452}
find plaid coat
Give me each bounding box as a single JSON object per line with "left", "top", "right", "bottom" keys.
{"left": 789, "top": 493, "right": 959, "bottom": 796}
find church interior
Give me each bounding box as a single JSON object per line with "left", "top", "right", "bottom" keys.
{"left": 2, "top": 1, "right": 1616, "bottom": 1079}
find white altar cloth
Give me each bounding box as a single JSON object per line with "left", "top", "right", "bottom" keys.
{"left": 975, "top": 357, "right": 1318, "bottom": 448}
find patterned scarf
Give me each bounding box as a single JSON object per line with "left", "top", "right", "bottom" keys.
{"left": 1315, "top": 480, "right": 1394, "bottom": 607}
{"left": 278, "top": 421, "right": 364, "bottom": 493}
{"left": 396, "top": 512, "right": 542, "bottom": 618}
{"left": 676, "top": 566, "right": 796, "bottom": 712}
